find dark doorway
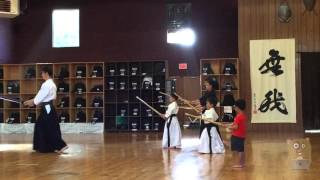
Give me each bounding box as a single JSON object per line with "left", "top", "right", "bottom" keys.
{"left": 301, "top": 53, "right": 320, "bottom": 130}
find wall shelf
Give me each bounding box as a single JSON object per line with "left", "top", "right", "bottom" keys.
{"left": 200, "top": 58, "right": 240, "bottom": 122}
{"left": 105, "top": 61, "right": 167, "bottom": 132}
{"left": 0, "top": 63, "right": 104, "bottom": 125}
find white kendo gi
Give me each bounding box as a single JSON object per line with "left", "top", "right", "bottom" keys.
{"left": 198, "top": 107, "right": 225, "bottom": 154}
{"left": 162, "top": 101, "right": 182, "bottom": 148}
{"left": 34, "top": 79, "right": 57, "bottom": 106}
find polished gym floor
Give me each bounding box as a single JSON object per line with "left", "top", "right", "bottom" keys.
{"left": 0, "top": 129, "right": 318, "bottom": 180}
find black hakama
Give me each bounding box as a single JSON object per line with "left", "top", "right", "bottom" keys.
{"left": 33, "top": 102, "right": 67, "bottom": 153}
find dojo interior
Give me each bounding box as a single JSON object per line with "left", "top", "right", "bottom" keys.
{"left": 0, "top": 0, "right": 320, "bottom": 179}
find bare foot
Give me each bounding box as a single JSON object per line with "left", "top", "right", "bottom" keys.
{"left": 57, "top": 146, "right": 69, "bottom": 154}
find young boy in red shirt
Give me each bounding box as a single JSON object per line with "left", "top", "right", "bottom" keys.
{"left": 224, "top": 99, "right": 246, "bottom": 168}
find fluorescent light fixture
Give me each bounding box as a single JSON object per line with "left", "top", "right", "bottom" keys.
{"left": 52, "top": 9, "right": 80, "bottom": 48}
{"left": 167, "top": 28, "right": 196, "bottom": 46}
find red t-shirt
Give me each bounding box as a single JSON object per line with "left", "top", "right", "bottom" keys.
{"left": 232, "top": 113, "right": 246, "bottom": 138}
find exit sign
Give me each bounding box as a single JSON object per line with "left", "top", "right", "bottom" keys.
{"left": 179, "top": 63, "right": 188, "bottom": 70}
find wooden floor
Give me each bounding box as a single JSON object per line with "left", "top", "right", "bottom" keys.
{"left": 0, "top": 129, "right": 319, "bottom": 180}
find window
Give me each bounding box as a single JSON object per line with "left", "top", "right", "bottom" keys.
{"left": 166, "top": 3, "right": 195, "bottom": 46}
{"left": 167, "top": 28, "right": 196, "bottom": 46}
{"left": 52, "top": 9, "right": 79, "bottom": 48}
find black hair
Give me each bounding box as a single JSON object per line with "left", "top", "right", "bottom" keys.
{"left": 41, "top": 66, "right": 53, "bottom": 77}
{"left": 206, "top": 96, "right": 217, "bottom": 106}
{"left": 235, "top": 99, "right": 246, "bottom": 111}
{"left": 205, "top": 76, "right": 218, "bottom": 90}
{"left": 170, "top": 93, "right": 178, "bottom": 101}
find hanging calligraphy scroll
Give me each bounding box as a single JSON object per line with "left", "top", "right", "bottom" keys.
{"left": 250, "top": 39, "right": 296, "bottom": 123}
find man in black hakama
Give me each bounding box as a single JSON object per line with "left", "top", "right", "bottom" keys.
{"left": 24, "top": 66, "right": 68, "bottom": 153}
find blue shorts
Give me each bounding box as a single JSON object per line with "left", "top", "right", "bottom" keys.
{"left": 231, "top": 135, "right": 245, "bottom": 152}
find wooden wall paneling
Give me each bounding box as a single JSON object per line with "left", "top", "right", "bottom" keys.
{"left": 291, "top": 0, "right": 297, "bottom": 40}
{"left": 256, "top": 0, "right": 261, "bottom": 39}
{"left": 276, "top": 0, "right": 286, "bottom": 38}
{"left": 183, "top": 76, "right": 201, "bottom": 104}
{"left": 275, "top": 0, "right": 280, "bottom": 38}
{"left": 301, "top": 0, "right": 308, "bottom": 52}
{"left": 297, "top": 53, "right": 304, "bottom": 131}
{"left": 268, "top": 0, "right": 275, "bottom": 39}
{"left": 293, "top": 1, "right": 299, "bottom": 40}
{"left": 285, "top": 0, "right": 291, "bottom": 38}
{"left": 283, "top": 1, "right": 291, "bottom": 38}
{"left": 244, "top": 0, "right": 253, "bottom": 130}
{"left": 262, "top": 0, "right": 267, "bottom": 39}
{"left": 183, "top": 76, "right": 201, "bottom": 126}
{"left": 238, "top": 0, "right": 320, "bottom": 132}
{"left": 306, "top": 2, "right": 314, "bottom": 51}
{"left": 314, "top": 1, "right": 320, "bottom": 51}
{"left": 297, "top": 1, "right": 303, "bottom": 51}
{"left": 250, "top": 0, "right": 256, "bottom": 40}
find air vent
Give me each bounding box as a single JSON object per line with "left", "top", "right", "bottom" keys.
{"left": 0, "top": 0, "right": 19, "bottom": 18}
{"left": 0, "top": 0, "right": 10, "bottom": 12}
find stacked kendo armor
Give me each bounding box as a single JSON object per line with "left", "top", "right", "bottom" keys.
{"left": 221, "top": 93, "right": 236, "bottom": 122}
{"left": 91, "top": 65, "right": 103, "bottom": 77}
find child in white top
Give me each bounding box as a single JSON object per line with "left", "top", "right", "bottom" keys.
{"left": 198, "top": 97, "right": 225, "bottom": 154}
{"left": 161, "top": 94, "right": 181, "bottom": 148}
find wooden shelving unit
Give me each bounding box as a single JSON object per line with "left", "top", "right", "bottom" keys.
{"left": 200, "top": 58, "right": 240, "bottom": 122}
{"left": 0, "top": 62, "right": 104, "bottom": 124}
{"left": 105, "top": 61, "right": 167, "bottom": 132}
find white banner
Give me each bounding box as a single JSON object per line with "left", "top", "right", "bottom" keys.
{"left": 250, "top": 39, "right": 296, "bottom": 123}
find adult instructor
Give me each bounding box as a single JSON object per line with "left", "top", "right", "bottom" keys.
{"left": 24, "top": 66, "right": 68, "bottom": 153}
